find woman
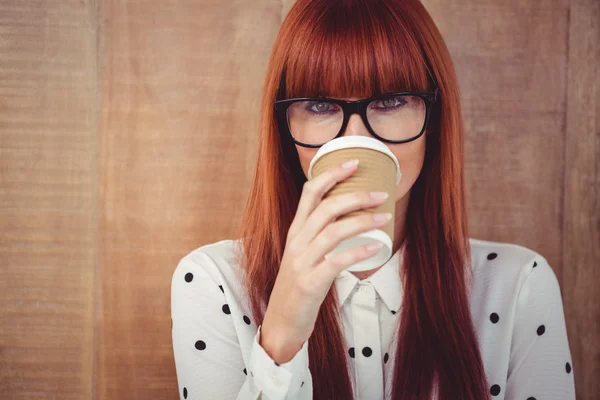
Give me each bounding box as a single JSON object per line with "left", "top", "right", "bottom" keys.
{"left": 171, "top": 0, "right": 575, "bottom": 399}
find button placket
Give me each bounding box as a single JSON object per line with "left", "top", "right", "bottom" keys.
{"left": 270, "top": 371, "right": 281, "bottom": 386}
{"left": 350, "top": 282, "right": 384, "bottom": 400}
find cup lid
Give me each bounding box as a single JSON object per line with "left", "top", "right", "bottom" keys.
{"left": 307, "top": 136, "right": 401, "bottom": 183}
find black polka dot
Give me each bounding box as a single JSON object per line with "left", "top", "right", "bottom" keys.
{"left": 349, "top": 347, "right": 355, "bottom": 358}
{"left": 301, "top": 381, "right": 304, "bottom": 387}
{"left": 487, "top": 253, "right": 498, "bottom": 260}
{"left": 537, "top": 325, "right": 545, "bottom": 336}
{"left": 362, "top": 347, "right": 372, "bottom": 357}
{"left": 183, "top": 387, "right": 188, "bottom": 398}
{"left": 219, "top": 285, "right": 224, "bottom": 293}
{"left": 243, "top": 368, "right": 247, "bottom": 375}
{"left": 384, "top": 353, "right": 389, "bottom": 363}
{"left": 184, "top": 273, "right": 193, "bottom": 282}
{"left": 195, "top": 340, "right": 206, "bottom": 350}
{"left": 243, "top": 315, "right": 251, "bottom": 325}
{"left": 566, "top": 362, "right": 572, "bottom": 373}
{"left": 490, "top": 384, "right": 501, "bottom": 396}
{"left": 490, "top": 313, "right": 500, "bottom": 323}
{"left": 533, "top": 261, "right": 538, "bottom": 268}
{"left": 527, "top": 397, "right": 536, "bottom": 400}
{"left": 222, "top": 304, "right": 231, "bottom": 314}
{"left": 391, "top": 310, "right": 396, "bottom": 315}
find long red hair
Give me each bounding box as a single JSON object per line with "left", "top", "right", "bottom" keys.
{"left": 233, "top": 0, "right": 489, "bottom": 398}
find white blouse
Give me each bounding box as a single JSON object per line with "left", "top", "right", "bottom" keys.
{"left": 170, "top": 237, "right": 575, "bottom": 400}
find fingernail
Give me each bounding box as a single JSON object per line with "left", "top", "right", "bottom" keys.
{"left": 342, "top": 159, "right": 359, "bottom": 168}
{"left": 370, "top": 192, "right": 389, "bottom": 200}
{"left": 373, "top": 212, "right": 393, "bottom": 221}
{"left": 366, "top": 242, "right": 384, "bottom": 252}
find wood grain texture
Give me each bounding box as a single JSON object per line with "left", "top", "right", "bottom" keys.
{"left": 0, "top": 0, "right": 97, "bottom": 399}
{"left": 0, "top": 0, "right": 597, "bottom": 399}
{"left": 96, "top": 0, "right": 280, "bottom": 399}
{"left": 562, "top": 0, "right": 600, "bottom": 397}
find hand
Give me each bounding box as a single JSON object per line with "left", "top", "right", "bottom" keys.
{"left": 260, "top": 159, "right": 392, "bottom": 363}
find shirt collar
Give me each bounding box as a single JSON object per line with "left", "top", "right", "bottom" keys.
{"left": 334, "top": 241, "right": 405, "bottom": 313}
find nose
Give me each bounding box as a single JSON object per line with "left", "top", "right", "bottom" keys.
{"left": 341, "top": 113, "right": 371, "bottom": 139}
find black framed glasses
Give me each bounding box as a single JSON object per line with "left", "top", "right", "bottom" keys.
{"left": 274, "top": 81, "right": 439, "bottom": 148}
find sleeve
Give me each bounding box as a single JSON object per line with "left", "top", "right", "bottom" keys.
{"left": 505, "top": 257, "right": 576, "bottom": 399}
{"left": 171, "top": 254, "right": 312, "bottom": 400}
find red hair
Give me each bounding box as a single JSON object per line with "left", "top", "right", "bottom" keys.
{"left": 233, "top": 0, "right": 489, "bottom": 398}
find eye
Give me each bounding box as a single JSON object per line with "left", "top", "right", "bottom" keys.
{"left": 307, "top": 101, "right": 339, "bottom": 114}
{"left": 371, "top": 96, "right": 408, "bottom": 110}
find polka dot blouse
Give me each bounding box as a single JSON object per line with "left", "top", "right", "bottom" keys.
{"left": 170, "top": 238, "right": 575, "bottom": 399}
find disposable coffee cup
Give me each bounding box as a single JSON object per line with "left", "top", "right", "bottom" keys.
{"left": 307, "top": 136, "right": 401, "bottom": 272}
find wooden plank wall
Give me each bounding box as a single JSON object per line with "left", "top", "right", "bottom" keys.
{"left": 0, "top": 1, "right": 97, "bottom": 399}
{"left": 0, "top": 0, "right": 597, "bottom": 399}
